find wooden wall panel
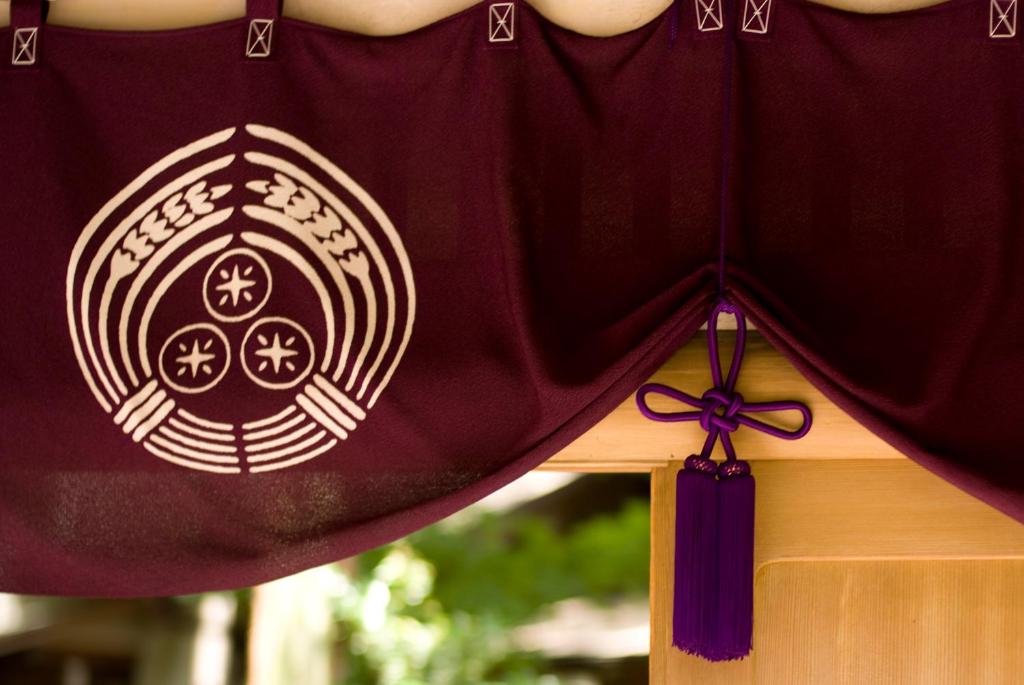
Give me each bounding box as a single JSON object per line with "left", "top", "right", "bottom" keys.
{"left": 754, "top": 560, "right": 1024, "bottom": 685}
{"left": 650, "top": 461, "right": 1024, "bottom": 685}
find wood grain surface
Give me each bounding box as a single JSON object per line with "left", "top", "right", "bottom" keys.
{"left": 753, "top": 560, "right": 1024, "bottom": 685}
{"left": 650, "top": 460, "right": 1024, "bottom": 684}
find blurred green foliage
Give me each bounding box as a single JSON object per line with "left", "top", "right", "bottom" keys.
{"left": 332, "top": 496, "right": 650, "bottom": 685}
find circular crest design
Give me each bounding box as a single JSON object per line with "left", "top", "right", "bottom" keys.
{"left": 158, "top": 322, "right": 231, "bottom": 395}
{"left": 241, "top": 316, "right": 315, "bottom": 390}
{"left": 66, "top": 125, "right": 416, "bottom": 473}
{"left": 202, "top": 247, "right": 273, "bottom": 322}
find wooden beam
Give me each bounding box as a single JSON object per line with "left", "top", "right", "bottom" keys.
{"left": 543, "top": 332, "right": 904, "bottom": 472}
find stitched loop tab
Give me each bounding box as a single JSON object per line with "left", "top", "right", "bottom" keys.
{"left": 489, "top": 2, "right": 516, "bottom": 43}
{"left": 12, "top": 27, "right": 37, "bottom": 66}
{"left": 246, "top": 19, "right": 274, "bottom": 58}
{"left": 10, "top": 0, "right": 43, "bottom": 66}
{"left": 741, "top": 0, "right": 773, "bottom": 35}
{"left": 990, "top": 0, "right": 1018, "bottom": 38}
{"left": 696, "top": 0, "right": 724, "bottom": 32}
{"left": 245, "top": 0, "right": 280, "bottom": 58}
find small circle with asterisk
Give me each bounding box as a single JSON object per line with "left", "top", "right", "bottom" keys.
{"left": 241, "top": 317, "right": 315, "bottom": 390}
{"left": 158, "top": 323, "right": 231, "bottom": 394}
{"left": 203, "top": 247, "right": 272, "bottom": 323}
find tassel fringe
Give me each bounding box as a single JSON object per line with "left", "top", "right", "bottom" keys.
{"left": 713, "top": 459, "right": 756, "bottom": 661}
{"left": 673, "top": 458, "right": 756, "bottom": 662}
{"left": 672, "top": 455, "right": 719, "bottom": 656}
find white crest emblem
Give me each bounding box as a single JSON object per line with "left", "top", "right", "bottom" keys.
{"left": 66, "top": 125, "right": 416, "bottom": 473}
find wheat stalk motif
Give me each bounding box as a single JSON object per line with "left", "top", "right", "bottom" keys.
{"left": 109, "top": 181, "right": 231, "bottom": 281}
{"left": 247, "top": 173, "right": 369, "bottom": 280}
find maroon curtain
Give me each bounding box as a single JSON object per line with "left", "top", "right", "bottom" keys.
{"left": 0, "top": 0, "right": 1020, "bottom": 595}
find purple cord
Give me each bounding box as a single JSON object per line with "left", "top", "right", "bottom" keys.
{"left": 717, "top": 0, "right": 736, "bottom": 296}
{"left": 652, "top": 0, "right": 810, "bottom": 463}
{"left": 635, "top": 300, "right": 812, "bottom": 462}
{"left": 656, "top": 1, "right": 809, "bottom": 662}
{"left": 669, "top": 0, "right": 683, "bottom": 45}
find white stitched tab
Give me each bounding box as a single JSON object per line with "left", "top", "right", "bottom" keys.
{"left": 695, "top": 0, "right": 724, "bottom": 31}
{"left": 489, "top": 2, "right": 516, "bottom": 43}
{"left": 246, "top": 18, "right": 274, "bottom": 58}
{"left": 990, "top": 0, "right": 1017, "bottom": 38}
{"left": 12, "top": 27, "right": 38, "bottom": 66}
{"left": 741, "top": 0, "right": 772, "bottom": 34}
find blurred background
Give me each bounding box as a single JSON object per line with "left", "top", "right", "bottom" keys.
{"left": 0, "top": 473, "right": 650, "bottom": 685}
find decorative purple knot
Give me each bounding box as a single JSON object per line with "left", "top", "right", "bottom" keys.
{"left": 636, "top": 299, "right": 811, "bottom": 464}
{"left": 698, "top": 388, "right": 744, "bottom": 434}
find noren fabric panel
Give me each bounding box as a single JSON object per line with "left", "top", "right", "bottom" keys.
{"left": 729, "top": 0, "right": 1024, "bottom": 522}
{"left": 0, "top": 5, "right": 719, "bottom": 595}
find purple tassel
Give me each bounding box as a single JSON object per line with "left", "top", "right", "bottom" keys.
{"left": 673, "top": 455, "right": 719, "bottom": 656}
{"left": 712, "top": 459, "right": 756, "bottom": 661}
